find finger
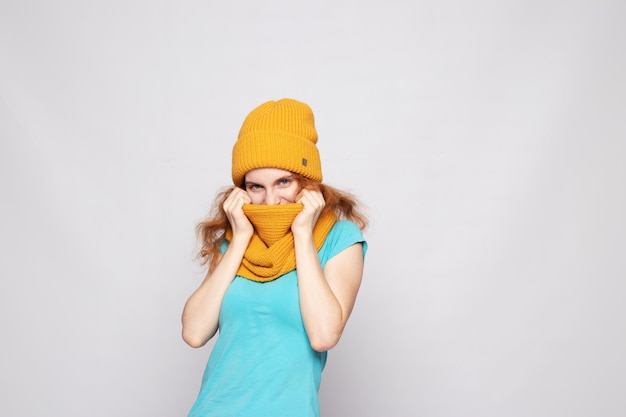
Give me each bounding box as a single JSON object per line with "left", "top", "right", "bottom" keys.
{"left": 309, "top": 190, "right": 325, "bottom": 206}
{"left": 300, "top": 190, "right": 324, "bottom": 209}
{"left": 224, "top": 189, "right": 247, "bottom": 212}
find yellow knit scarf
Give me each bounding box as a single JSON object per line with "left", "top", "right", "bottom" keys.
{"left": 225, "top": 203, "right": 337, "bottom": 282}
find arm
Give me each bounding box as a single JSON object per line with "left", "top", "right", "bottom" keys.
{"left": 292, "top": 190, "right": 364, "bottom": 352}
{"left": 181, "top": 188, "right": 253, "bottom": 348}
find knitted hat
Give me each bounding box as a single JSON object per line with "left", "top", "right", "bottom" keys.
{"left": 231, "top": 98, "right": 322, "bottom": 186}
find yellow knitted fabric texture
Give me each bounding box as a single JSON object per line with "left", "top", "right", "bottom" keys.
{"left": 231, "top": 99, "right": 322, "bottom": 186}
{"left": 225, "top": 203, "right": 337, "bottom": 282}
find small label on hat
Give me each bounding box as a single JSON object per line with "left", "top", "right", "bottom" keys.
{"left": 302, "top": 158, "right": 308, "bottom": 167}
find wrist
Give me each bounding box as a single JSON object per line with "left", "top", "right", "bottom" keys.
{"left": 229, "top": 231, "right": 252, "bottom": 249}
{"left": 292, "top": 227, "right": 314, "bottom": 244}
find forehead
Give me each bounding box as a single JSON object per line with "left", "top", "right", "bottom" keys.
{"left": 245, "top": 167, "right": 294, "bottom": 183}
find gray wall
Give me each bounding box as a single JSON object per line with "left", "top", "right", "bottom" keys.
{"left": 1, "top": 1, "right": 625, "bottom": 416}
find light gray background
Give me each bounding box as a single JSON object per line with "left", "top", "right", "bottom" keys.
{"left": 1, "top": 1, "right": 625, "bottom": 417}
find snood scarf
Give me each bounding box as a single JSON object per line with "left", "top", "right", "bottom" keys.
{"left": 225, "top": 203, "right": 337, "bottom": 282}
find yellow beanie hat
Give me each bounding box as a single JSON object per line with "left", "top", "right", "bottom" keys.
{"left": 232, "top": 98, "right": 322, "bottom": 186}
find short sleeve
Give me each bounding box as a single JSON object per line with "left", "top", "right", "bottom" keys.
{"left": 317, "top": 220, "right": 368, "bottom": 269}
{"left": 219, "top": 238, "right": 228, "bottom": 254}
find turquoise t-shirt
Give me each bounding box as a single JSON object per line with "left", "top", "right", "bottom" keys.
{"left": 188, "top": 220, "right": 367, "bottom": 417}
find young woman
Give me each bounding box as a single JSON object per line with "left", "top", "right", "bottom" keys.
{"left": 182, "top": 98, "right": 368, "bottom": 417}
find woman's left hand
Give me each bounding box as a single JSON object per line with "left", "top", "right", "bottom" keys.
{"left": 292, "top": 189, "right": 325, "bottom": 235}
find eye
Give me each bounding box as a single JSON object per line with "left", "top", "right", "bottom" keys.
{"left": 278, "top": 177, "right": 293, "bottom": 186}
{"left": 245, "top": 183, "right": 262, "bottom": 191}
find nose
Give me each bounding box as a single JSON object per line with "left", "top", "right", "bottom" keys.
{"left": 265, "top": 189, "right": 280, "bottom": 205}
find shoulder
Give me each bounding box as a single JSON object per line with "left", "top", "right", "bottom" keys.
{"left": 319, "top": 220, "right": 368, "bottom": 266}
{"left": 328, "top": 220, "right": 365, "bottom": 241}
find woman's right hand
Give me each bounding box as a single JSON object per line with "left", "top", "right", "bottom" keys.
{"left": 223, "top": 188, "right": 254, "bottom": 242}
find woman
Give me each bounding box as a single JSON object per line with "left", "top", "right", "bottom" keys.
{"left": 182, "top": 98, "right": 368, "bottom": 417}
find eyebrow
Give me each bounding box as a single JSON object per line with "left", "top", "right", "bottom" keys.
{"left": 244, "top": 175, "right": 294, "bottom": 187}
{"left": 275, "top": 175, "right": 295, "bottom": 184}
